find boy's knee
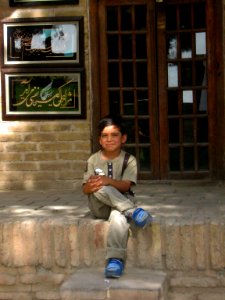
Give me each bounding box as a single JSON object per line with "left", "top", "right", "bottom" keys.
{"left": 109, "top": 210, "right": 127, "bottom": 224}
{"left": 94, "top": 185, "right": 117, "bottom": 197}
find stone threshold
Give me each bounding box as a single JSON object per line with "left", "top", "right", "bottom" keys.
{"left": 60, "top": 268, "right": 168, "bottom": 300}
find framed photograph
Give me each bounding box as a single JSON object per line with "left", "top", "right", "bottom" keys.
{"left": 9, "top": 0, "right": 79, "bottom": 7}
{"left": 1, "top": 68, "right": 86, "bottom": 120}
{"left": 2, "top": 17, "right": 83, "bottom": 65}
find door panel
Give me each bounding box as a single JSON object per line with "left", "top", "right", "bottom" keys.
{"left": 158, "top": 0, "right": 211, "bottom": 179}
{"left": 99, "top": 0, "right": 159, "bottom": 179}
{"left": 97, "top": 0, "right": 215, "bottom": 179}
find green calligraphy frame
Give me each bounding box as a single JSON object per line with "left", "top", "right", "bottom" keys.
{"left": 1, "top": 68, "right": 86, "bottom": 120}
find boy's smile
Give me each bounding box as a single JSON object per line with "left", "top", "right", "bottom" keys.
{"left": 99, "top": 125, "right": 127, "bottom": 157}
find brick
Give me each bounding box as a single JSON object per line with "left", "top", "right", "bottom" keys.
{"left": 198, "top": 293, "right": 225, "bottom": 300}
{"left": 39, "top": 143, "right": 73, "bottom": 152}
{"left": 0, "top": 274, "right": 16, "bottom": 285}
{"left": 165, "top": 222, "right": 181, "bottom": 270}
{"left": 0, "top": 266, "right": 17, "bottom": 275}
{"left": 68, "top": 223, "right": 80, "bottom": 267}
{"left": 180, "top": 224, "right": 195, "bottom": 270}
{"left": 0, "top": 162, "right": 39, "bottom": 171}
{"left": 18, "top": 266, "right": 36, "bottom": 274}
{"left": 58, "top": 152, "right": 90, "bottom": 160}
{"left": 20, "top": 273, "right": 64, "bottom": 285}
{"left": 24, "top": 133, "right": 56, "bottom": 142}
{"left": 1, "top": 222, "right": 14, "bottom": 266}
{"left": 0, "top": 153, "right": 22, "bottom": 162}
{"left": 168, "top": 292, "right": 196, "bottom": 300}
{"left": 53, "top": 221, "right": 68, "bottom": 267}
{"left": 78, "top": 220, "right": 94, "bottom": 266}
{"left": 6, "top": 123, "right": 40, "bottom": 133}
{"left": 72, "top": 141, "right": 91, "bottom": 151}
{"left": 55, "top": 171, "right": 78, "bottom": 180}
{"left": 0, "top": 172, "right": 24, "bottom": 181}
{"left": 23, "top": 171, "right": 57, "bottom": 181}
{"left": 25, "top": 153, "right": 57, "bottom": 161}
{"left": 0, "top": 134, "right": 22, "bottom": 143}
{"left": 0, "top": 293, "right": 32, "bottom": 300}
{"left": 148, "top": 223, "right": 163, "bottom": 269}
{"left": 194, "top": 223, "right": 209, "bottom": 270}
{"left": 14, "top": 294, "right": 32, "bottom": 300}
{"left": 35, "top": 291, "right": 61, "bottom": 300}
{"left": 128, "top": 226, "right": 153, "bottom": 267}
{"left": 38, "top": 162, "right": 72, "bottom": 171}
{"left": 21, "top": 180, "right": 74, "bottom": 190}
{"left": 12, "top": 220, "right": 39, "bottom": 266}
{"left": 40, "top": 124, "right": 72, "bottom": 132}
{"left": 5, "top": 143, "right": 37, "bottom": 152}
{"left": 170, "top": 276, "right": 219, "bottom": 288}
{"left": 210, "top": 223, "right": 225, "bottom": 269}
{"left": 56, "top": 132, "right": 90, "bottom": 141}
{"left": 71, "top": 122, "right": 90, "bottom": 131}
{"left": 92, "top": 221, "right": 108, "bottom": 266}
{"left": 39, "top": 220, "right": 54, "bottom": 269}
{"left": 0, "top": 181, "right": 30, "bottom": 190}
{"left": 70, "top": 161, "right": 87, "bottom": 170}
{"left": 0, "top": 293, "right": 12, "bottom": 300}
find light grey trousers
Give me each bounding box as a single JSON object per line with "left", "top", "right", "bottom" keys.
{"left": 88, "top": 185, "right": 136, "bottom": 262}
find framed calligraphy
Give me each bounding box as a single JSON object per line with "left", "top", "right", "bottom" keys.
{"left": 9, "top": 0, "right": 79, "bottom": 6}
{"left": 1, "top": 68, "right": 86, "bottom": 120}
{"left": 2, "top": 17, "right": 83, "bottom": 66}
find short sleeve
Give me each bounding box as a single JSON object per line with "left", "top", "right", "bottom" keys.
{"left": 122, "top": 154, "right": 137, "bottom": 185}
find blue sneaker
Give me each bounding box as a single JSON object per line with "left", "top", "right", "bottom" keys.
{"left": 132, "top": 208, "right": 153, "bottom": 228}
{"left": 105, "top": 258, "right": 124, "bottom": 278}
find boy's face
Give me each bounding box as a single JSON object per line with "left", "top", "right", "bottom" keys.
{"left": 99, "top": 125, "right": 127, "bottom": 153}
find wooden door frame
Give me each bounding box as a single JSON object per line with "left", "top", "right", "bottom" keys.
{"left": 89, "top": 0, "right": 101, "bottom": 153}
{"left": 209, "top": 0, "right": 225, "bottom": 179}
{"left": 89, "top": 0, "right": 225, "bottom": 180}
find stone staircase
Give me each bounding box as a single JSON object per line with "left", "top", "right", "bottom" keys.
{"left": 0, "top": 182, "right": 225, "bottom": 300}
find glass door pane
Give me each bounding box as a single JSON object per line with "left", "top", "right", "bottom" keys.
{"left": 165, "top": 1, "right": 209, "bottom": 177}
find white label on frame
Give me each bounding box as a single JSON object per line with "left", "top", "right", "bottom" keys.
{"left": 196, "top": 32, "right": 206, "bottom": 55}
{"left": 168, "top": 63, "right": 178, "bottom": 88}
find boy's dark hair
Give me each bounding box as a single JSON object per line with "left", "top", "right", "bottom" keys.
{"left": 98, "top": 115, "right": 127, "bottom": 136}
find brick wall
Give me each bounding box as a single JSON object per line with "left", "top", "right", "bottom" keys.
{"left": 0, "top": 0, "right": 91, "bottom": 190}
{"left": 0, "top": 121, "right": 90, "bottom": 190}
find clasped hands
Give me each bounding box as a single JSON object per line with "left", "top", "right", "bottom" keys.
{"left": 86, "top": 175, "right": 111, "bottom": 193}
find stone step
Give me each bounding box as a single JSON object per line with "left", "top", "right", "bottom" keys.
{"left": 60, "top": 268, "right": 168, "bottom": 300}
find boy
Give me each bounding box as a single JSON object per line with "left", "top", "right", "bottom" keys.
{"left": 82, "top": 115, "right": 152, "bottom": 278}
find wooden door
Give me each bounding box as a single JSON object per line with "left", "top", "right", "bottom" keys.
{"left": 94, "top": 0, "right": 218, "bottom": 179}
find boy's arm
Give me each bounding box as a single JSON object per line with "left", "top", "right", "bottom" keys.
{"left": 83, "top": 175, "right": 132, "bottom": 194}
{"left": 99, "top": 176, "right": 132, "bottom": 193}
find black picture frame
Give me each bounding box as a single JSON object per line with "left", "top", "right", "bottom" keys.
{"left": 2, "top": 17, "right": 83, "bottom": 66}
{"left": 1, "top": 68, "right": 86, "bottom": 120}
{"left": 9, "top": 0, "right": 79, "bottom": 7}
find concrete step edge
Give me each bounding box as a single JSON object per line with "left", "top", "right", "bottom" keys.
{"left": 60, "top": 267, "right": 168, "bottom": 300}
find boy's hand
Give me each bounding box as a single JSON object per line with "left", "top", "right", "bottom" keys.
{"left": 96, "top": 175, "right": 111, "bottom": 186}
{"left": 83, "top": 175, "right": 132, "bottom": 195}
{"left": 83, "top": 175, "right": 104, "bottom": 193}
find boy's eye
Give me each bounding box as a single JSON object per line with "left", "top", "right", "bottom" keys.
{"left": 101, "top": 133, "right": 121, "bottom": 138}
{"left": 111, "top": 133, "right": 120, "bottom": 137}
